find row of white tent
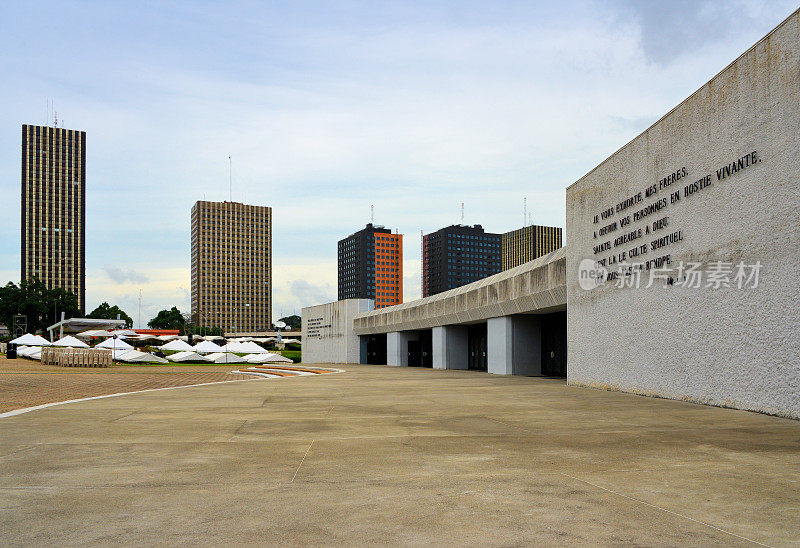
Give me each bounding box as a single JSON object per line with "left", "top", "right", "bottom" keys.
{"left": 13, "top": 344, "right": 292, "bottom": 365}
{"left": 167, "top": 351, "right": 292, "bottom": 364}
{"left": 10, "top": 334, "right": 296, "bottom": 354}
{"left": 10, "top": 333, "right": 90, "bottom": 348}
{"left": 159, "top": 339, "right": 276, "bottom": 354}
{"left": 75, "top": 331, "right": 300, "bottom": 345}
{"left": 9, "top": 333, "right": 294, "bottom": 365}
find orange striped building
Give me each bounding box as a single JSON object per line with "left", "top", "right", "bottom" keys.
{"left": 338, "top": 224, "right": 403, "bottom": 309}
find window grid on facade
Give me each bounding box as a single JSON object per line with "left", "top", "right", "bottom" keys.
{"left": 21, "top": 124, "right": 86, "bottom": 312}
{"left": 501, "top": 225, "right": 563, "bottom": 271}
{"left": 190, "top": 201, "right": 272, "bottom": 333}
{"left": 338, "top": 224, "right": 403, "bottom": 309}
{"left": 421, "top": 224, "right": 502, "bottom": 297}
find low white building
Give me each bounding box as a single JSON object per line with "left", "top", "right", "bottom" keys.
{"left": 303, "top": 10, "right": 800, "bottom": 419}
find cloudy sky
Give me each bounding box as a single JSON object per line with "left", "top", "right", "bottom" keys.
{"left": 0, "top": 1, "right": 795, "bottom": 326}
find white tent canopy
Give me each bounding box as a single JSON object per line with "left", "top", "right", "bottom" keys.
{"left": 95, "top": 338, "right": 134, "bottom": 351}
{"left": 167, "top": 351, "right": 209, "bottom": 363}
{"left": 239, "top": 341, "right": 268, "bottom": 353}
{"left": 193, "top": 340, "right": 223, "bottom": 354}
{"left": 115, "top": 350, "right": 168, "bottom": 364}
{"left": 77, "top": 329, "right": 113, "bottom": 339}
{"left": 221, "top": 341, "right": 249, "bottom": 353}
{"left": 204, "top": 352, "right": 248, "bottom": 364}
{"left": 22, "top": 347, "right": 43, "bottom": 360}
{"left": 10, "top": 334, "right": 51, "bottom": 346}
{"left": 157, "top": 334, "right": 180, "bottom": 342}
{"left": 245, "top": 352, "right": 293, "bottom": 364}
{"left": 52, "top": 335, "right": 89, "bottom": 348}
{"left": 17, "top": 346, "right": 42, "bottom": 359}
{"left": 161, "top": 339, "right": 193, "bottom": 352}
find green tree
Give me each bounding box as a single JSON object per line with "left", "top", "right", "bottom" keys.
{"left": 278, "top": 315, "right": 301, "bottom": 330}
{"left": 88, "top": 302, "right": 133, "bottom": 328}
{"left": 0, "top": 277, "right": 80, "bottom": 335}
{"left": 186, "top": 323, "right": 223, "bottom": 336}
{"left": 148, "top": 307, "right": 186, "bottom": 333}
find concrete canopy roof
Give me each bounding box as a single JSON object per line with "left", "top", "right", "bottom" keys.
{"left": 354, "top": 247, "right": 566, "bottom": 335}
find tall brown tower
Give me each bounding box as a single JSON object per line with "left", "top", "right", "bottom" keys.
{"left": 191, "top": 201, "right": 272, "bottom": 333}
{"left": 502, "top": 225, "right": 562, "bottom": 270}
{"left": 21, "top": 124, "right": 86, "bottom": 312}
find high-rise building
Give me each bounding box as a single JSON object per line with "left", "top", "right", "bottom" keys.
{"left": 191, "top": 201, "right": 272, "bottom": 333}
{"left": 338, "top": 224, "right": 403, "bottom": 309}
{"left": 502, "top": 225, "right": 562, "bottom": 270}
{"left": 422, "top": 224, "right": 501, "bottom": 297}
{"left": 21, "top": 124, "right": 86, "bottom": 312}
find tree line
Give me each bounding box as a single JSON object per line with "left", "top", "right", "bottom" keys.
{"left": 0, "top": 279, "right": 298, "bottom": 335}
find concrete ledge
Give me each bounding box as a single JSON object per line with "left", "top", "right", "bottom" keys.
{"left": 354, "top": 248, "right": 566, "bottom": 335}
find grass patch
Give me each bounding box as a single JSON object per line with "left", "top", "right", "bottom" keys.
{"left": 279, "top": 350, "right": 301, "bottom": 363}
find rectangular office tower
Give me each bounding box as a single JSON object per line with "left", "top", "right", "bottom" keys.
{"left": 21, "top": 124, "right": 86, "bottom": 312}
{"left": 338, "top": 224, "right": 403, "bottom": 309}
{"left": 191, "top": 201, "right": 272, "bottom": 333}
{"left": 422, "top": 224, "right": 502, "bottom": 297}
{"left": 502, "top": 224, "right": 562, "bottom": 270}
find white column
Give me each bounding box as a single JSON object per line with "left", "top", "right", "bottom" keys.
{"left": 432, "top": 327, "right": 447, "bottom": 369}
{"left": 488, "top": 316, "right": 514, "bottom": 375}
{"left": 386, "top": 331, "right": 408, "bottom": 367}
{"left": 432, "top": 325, "right": 468, "bottom": 370}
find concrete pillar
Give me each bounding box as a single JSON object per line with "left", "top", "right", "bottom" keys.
{"left": 387, "top": 331, "right": 412, "bottom": 367}
{"left": 486, "top": 316, "right": 542, "bottom": 375}
{"left": 488, "top": 317, "right": 513, "bottom": 375}
{"left": 432, "top": 325, "right": 468, "bottom": 370}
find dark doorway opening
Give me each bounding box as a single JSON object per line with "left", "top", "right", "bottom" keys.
{"left": 408, "top": 330, "right": 433, "bottom": 367}
{"left": 365, "top": 334, "right": 387, "bottom": 365}
{"left": 420, "top": 329, "right": 432, "bottom": 368}
{"left": 541, "top": 311, "right": 567, "bottom": 377}
{"left": 408, "top": 340, "right": 421, "bottom": 367}
{"left": 468, "top": 323, "right": 487, "bottom": 371}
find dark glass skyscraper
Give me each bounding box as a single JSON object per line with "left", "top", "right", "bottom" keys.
{"left": 338, "top": 224, "right": 403, "bottom": 309}
{"left": 21, "top": 124, "right": 86, "bottom": 312}
{"left": 421, "top": 224, "right": 501, "bottom": 297}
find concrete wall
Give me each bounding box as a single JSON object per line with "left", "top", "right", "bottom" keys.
{"left": 354, "top": 247, "right": 566, "bottom": 335}
{"left": 302, "top": 299, "right": 373, "bottom": 364}
{"left": 566, "top": 11, "right": 800, "bottom": 419}
{"left": 487, "top": 316, "right": 541, "bottom": 376}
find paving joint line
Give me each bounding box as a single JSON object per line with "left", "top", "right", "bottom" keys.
{"left": 559, "top": 472, "right": 772, "bottom": 547}
{"left": 291, "top": 440, "right": 314, "bottom": 483}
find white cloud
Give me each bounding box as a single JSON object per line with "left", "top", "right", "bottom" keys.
{"left": 103, "top": 265, "right": 149, "bottom": 284}
{"left": 0, "top": 1, "right": 795, "bottom": 318}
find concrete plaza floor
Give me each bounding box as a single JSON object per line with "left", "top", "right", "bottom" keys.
{"left": 1, "top": 363, "right": 798, "bottom": 546}
{"left": 0, "top": 358, "right": 256, "bottom": 413}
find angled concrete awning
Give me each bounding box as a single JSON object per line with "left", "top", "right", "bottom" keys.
{"left": 354, "top": 247, "right": 566, "bottom": 335}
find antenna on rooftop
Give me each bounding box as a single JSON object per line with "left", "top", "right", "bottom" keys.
{"left": 461, "top": 202, "right": 464, "bottom": 224}
{"left": 54, "top": 111, "right": 58, "bottom": 128}
{"left": 371, "top": 204, "right": 374, "bottom": 223}
{"left": 523, "top": 197, "right": 527, "bottom": 227}
{"left": 228, "top": 156, "right": 232, "bottom": 202}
